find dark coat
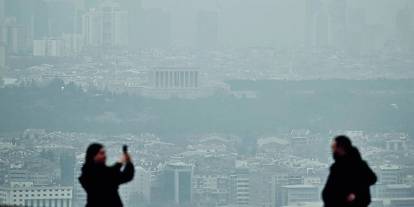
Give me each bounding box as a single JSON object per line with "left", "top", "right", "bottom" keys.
{"left": 79, "top": 162, "right": 135, "bottom": 207}
{"left": 322, "top": 149, "right": 377, "bottom": 207}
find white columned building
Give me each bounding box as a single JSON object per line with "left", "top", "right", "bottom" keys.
{"left": 152, "top": 67, "right": 199, "bottom": 89}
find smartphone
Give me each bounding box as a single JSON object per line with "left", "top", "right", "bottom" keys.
{"left": 122, "top": 145, "right": 128, "bottom": 154}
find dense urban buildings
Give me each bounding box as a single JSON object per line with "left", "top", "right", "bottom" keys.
{"left": 0, "top": 129, "right": 412, "bottom": 207}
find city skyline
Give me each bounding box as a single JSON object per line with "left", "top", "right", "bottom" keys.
{"left": 0, "top": 0, "right": 413, "bottom": 207}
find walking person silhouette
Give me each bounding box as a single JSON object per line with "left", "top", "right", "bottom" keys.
{"left": 322, "top": 135, "right": 377, "bottom": 207}
{"left": 79, "top": 143, "right": 135, "bottom": 207}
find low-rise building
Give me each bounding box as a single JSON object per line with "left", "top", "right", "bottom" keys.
{"left": 0, "top": 182, "right": 72, "bottom": 207}
{"left": 280, "top": 185, "right": 319, "bottom": 206}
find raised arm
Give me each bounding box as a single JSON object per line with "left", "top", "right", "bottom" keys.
{"left": 119, "top": 161, "right": 135, "bottom": 184}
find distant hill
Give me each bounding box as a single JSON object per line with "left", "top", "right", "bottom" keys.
{"left": 1, "top": 79, "right": 413, "bottom": 137}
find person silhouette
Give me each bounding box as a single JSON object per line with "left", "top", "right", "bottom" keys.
{"left": 79, "top": 143, "right": 134, "bottom": 207}
{"left": 322, "top": 135, "right": 377, "bottom": 207}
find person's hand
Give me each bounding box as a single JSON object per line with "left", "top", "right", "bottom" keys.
{"left": 346, "top": 193, "right": 356, "bottom": 203}
{"left": 119, "top": 153, "right": 132, "bottom": 164}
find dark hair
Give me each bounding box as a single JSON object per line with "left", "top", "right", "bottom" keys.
{"left": 349, "top": 146, "right": 362, "bottom": 161}
{"left": 334, "top": 135, "right": 353, "bottom": 153}
{"left": 84, "top": 143, "right": 104, "bottom": 165}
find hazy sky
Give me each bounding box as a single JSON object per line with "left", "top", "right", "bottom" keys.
{"left": 138, "top": 0, "right": 413, "bottom": 48}
{"left": 2, "top": 0, "right": 413, "bottom": 49}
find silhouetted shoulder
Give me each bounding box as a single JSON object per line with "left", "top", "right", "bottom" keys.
{"left": 361, "top": 160, "right": 377, "bottom": 186}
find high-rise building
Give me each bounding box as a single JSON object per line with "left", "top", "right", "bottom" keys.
{"left": 0, "top": 12, "right": 7, "bottom": 81}
{"left": 73, "top": 160, "right": 86, "bottom": 207}
{"left": 4, "top": 0, "right": 44, "bottom": 41}
{"left": 6, "top": 24, "right": 21, "bottom": 54}
{"left": 74, "top": 0, "right": 86, "bottom": 34}
{"left": 192, "top": 174, "right": 230, "bottom": 206}
{"left": 33, "top": 38, "right": 64, "bottom": 57}
{"left": 1, "top": 17, "right": 26, "bottom": 55}
{"left": 118, "top": 0, "right": 142, "bottom": 50}
{"left": 169, "top": 0, "right": 196, "bottom": 47}
{"left": 346, "top": 8, "right": 368, "bottom": 54}
{"left": 34, "top": 34, "right": 83, "bottom": 57}
{"left": 82, "top": 1, "right": 128, "bottom": 48}
{"left": 33, "top": 39, "right": 46, "bottom": 56}
{"left": 160, "top": 162, "right": 193, "bottom": 205}
{"left": 120, "top": 166, "right": 151, "bottom": 207}
{"left": 230, "top": 167, "right": 250, "bottom": 206}
{"left": 329, "top": 0, "right": 348, "bottom": 50}
{"left": 196, "top": 11, "right": 218, "bottom": 49}
{"left": 45, "top": 0, "right": 77, "bottom": 37}
{"left": 305, "top": 0, "right": 322, "bottom": 49}
{"left": 0, "top": 0, "right": 4, "bottom": 83}
{"left": 58, "top": 148, "right": 76, "bottom": 187}
{"left": 61, "top": 33, "right": 84, "bottom": 56}
{"left": 271, "top": 174, "right": 306, "bottom": 207}
{"left": 0, "top": 42, "right": 5, "bottom": 83}
{"left": 395, "top": 6, "right": 414, "bottom": 52}
{"left": 306, "top": 0, "right": 349, "bottom": 50}
{"left": 0, "top": 0, "right": 4, "bottom": 24}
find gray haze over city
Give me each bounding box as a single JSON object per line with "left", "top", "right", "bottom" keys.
{"left": 0, "top": 0, "right": 414, "bottom": 206}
